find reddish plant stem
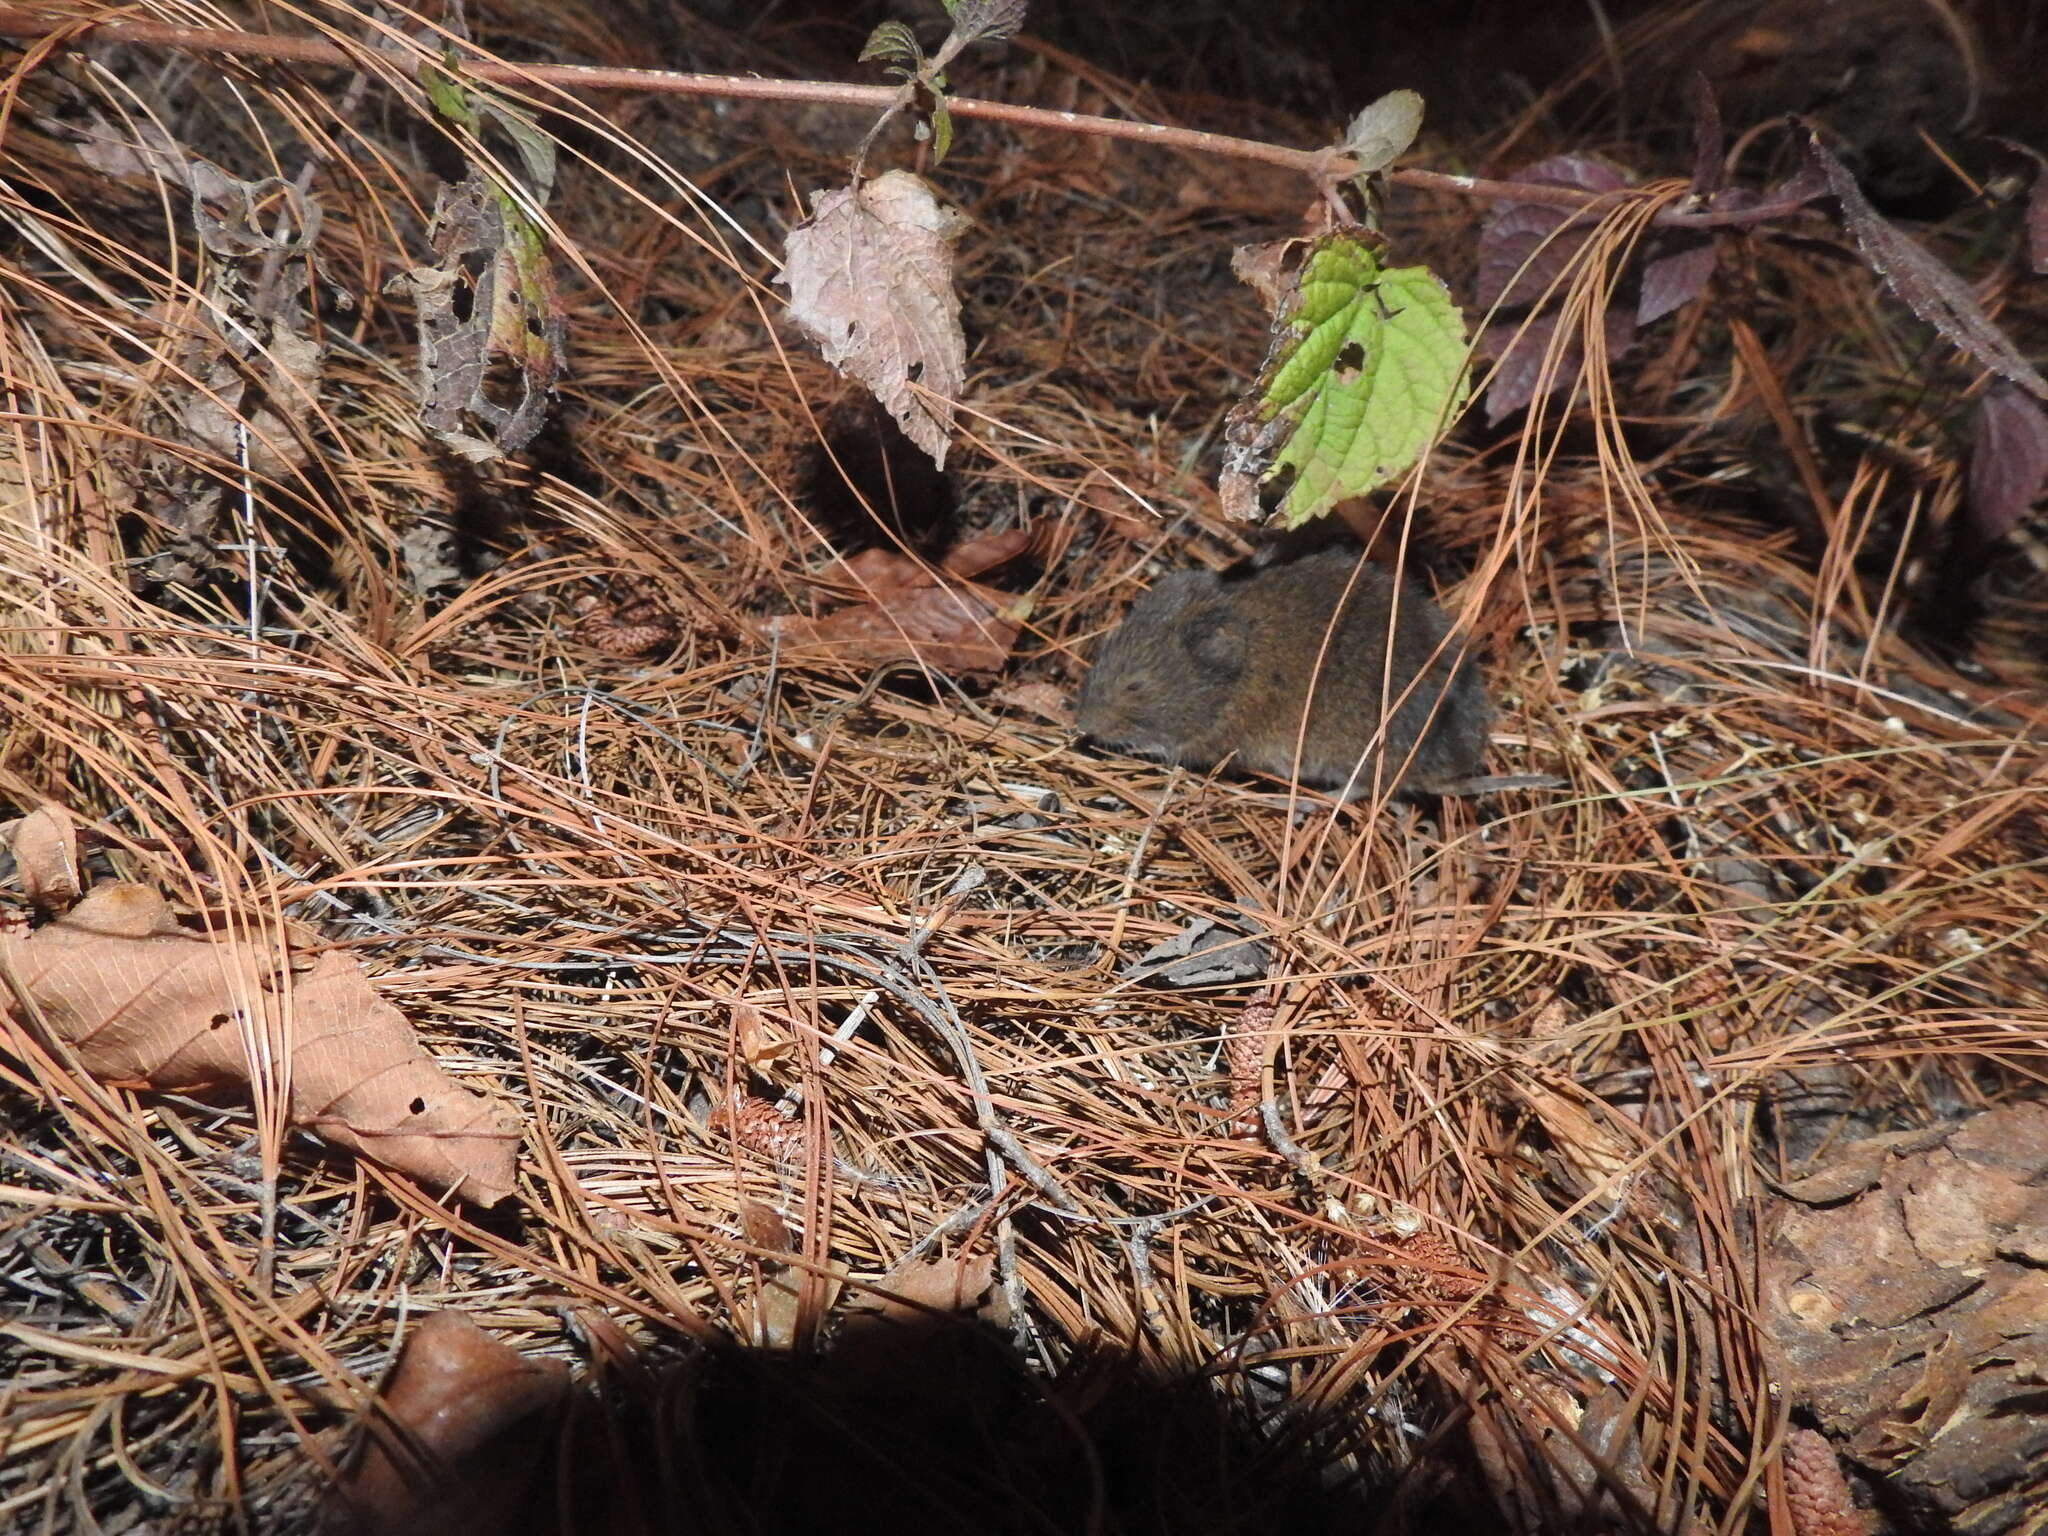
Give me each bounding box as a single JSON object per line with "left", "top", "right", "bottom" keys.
{"left": 0, "top": 6, "right": 1813, "bottom": 229}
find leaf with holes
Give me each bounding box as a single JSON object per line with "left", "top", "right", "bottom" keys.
{"left": 1220, "top": 230, "right": 1469, "bottom": 525}
{"left": 779, "top": 171, "right": 970, "bottom": 468}
{"left": 0, "top": 882, "right": 519, "bottom": 1204}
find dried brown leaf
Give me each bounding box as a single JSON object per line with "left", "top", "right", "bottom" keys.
{"left": 780, "top": 171, "right": 969, "bottom": 468}
{"left": 769, "top": 550, "right": 1028, "bottom": 674}
{"left": 0, "top": 883, "right": 520, "bottom": 1204}
{"left": 851, "top": 1251, "right": 999, "bottom": 1325}
{"left": 391, "top": 177, "right": 565, "bottom": 463}
{"left": 737, "top": 1197, "right": 794, "bottom": 1252}
{"left": 732, "top": 1001, "right": 797, "bottom": 1071}
{"left": 937, "top": 526, "right": 1035, "bottom": 580}
{"left": 45, "top": 107, "right": 190, "bottom": 188}
{"left": 2, "top": 804, "right": 82, "bottom": 914}
{"left": 324, "top": 1311, "right": 569, "bottom": 1536}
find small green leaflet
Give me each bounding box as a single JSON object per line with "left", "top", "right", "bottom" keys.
{"left": 1221, "top": 232, "right": 1468, "bottom": 526}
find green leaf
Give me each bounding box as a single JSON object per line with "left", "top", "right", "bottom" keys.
{"left": 1221, "top": 232, "right": 1469, "bottom": 527}
{"left": 928, "top": 102, "right": 954, "bottom": 163}
{"left": 418, "top": 54, "right": 556, "bottom": 203}
{"left": 860, "top": 20, "right": 923, "bottom": 68}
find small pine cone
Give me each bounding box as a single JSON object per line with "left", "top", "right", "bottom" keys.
{"left": 573, "top": 594, "right": 680, "bottom": 656}
{"left": 1386, "top": 1230, "right": 1484, "bottom": 1305}
{"left": 710, "top": 1095, "right": 809, "bottom": 1167}
{"left": 1782, "top": 1428, "right": 1869, "bottom": 1536}
{"left": 1223, "top": 992, "right": 1278, "bottom": 1136}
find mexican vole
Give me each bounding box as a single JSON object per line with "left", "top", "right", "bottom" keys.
{"left": 1076, "top": 549, "right": 1492, "bottom": 798}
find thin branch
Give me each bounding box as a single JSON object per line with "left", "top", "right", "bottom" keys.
{"left": 0, "top": 6, "right": 1818, "bottom": 228}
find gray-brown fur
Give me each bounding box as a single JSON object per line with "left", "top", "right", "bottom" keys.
{"left": 1075, "top": 549, "right": 1492, "bottom": 798}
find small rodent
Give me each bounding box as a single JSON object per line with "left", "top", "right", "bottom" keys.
{"left": 1076, "top": 548, "right": 1494, "bottom": 798}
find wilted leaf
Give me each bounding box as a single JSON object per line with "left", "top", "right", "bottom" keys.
{"left": 732, "top": 1001, "right": 797, "bottom": 1070}
{"left": 1220, "top": 230, "right": 1469, "bottom": 525}
{"left": 1, "top": 804, "right": 82, "bottom": 914}
{"left": 1967, "top": 382, "right": 2048, "bottom": 542}
{"left": 0, "top": 883, "right": 520, "bottom": 1204}
{"left": 1810, "top": 134, "right": 2048, "bottom": 399}
{"left": 737, "top": 1197, "right": 794, "bottom": 1252}
{"left": 1476, "top": 154, "right": 1632, "bottom": 310}
{"left": 324, "top": 1311, "right": 568, "bottom": 1536}
{"left": 768, "top": 548, "right": 1028, "bottom": 674}
{"left": 390, "top": 175, "right": 566, "bottom": 463}
{"left": 1123, "top": 914, "right": 1269, "bottom": 987}
{"left": 847, "top": 1251, "right": 999, "bottom": 1326}
{"left": 45, "top": 106, "right": 190, "bottom": 187}
{"left": 937, "top": 525, "right": 1034, "bottom": 579}
{"left": 1343, "top": 89, "right": 1424, "bottom": 178}
{"left": 180, "top": 321, "right": 324, "bottom": 479}
{"left": 779, "top": 171, "right": 970, "bottom": 469}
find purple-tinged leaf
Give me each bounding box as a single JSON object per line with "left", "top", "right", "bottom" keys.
{"left": 1968, "top": 382, "right": 2048, "bottom": 541}
{"left": 1476, "top": 154, "right": 1633, "bottom": 309}
{"left": 1638, "top": 241, "right": 1718, "bottom": 327}
{"left": 1478, "top": 308, "right": 1636, "bottom": 425}
{"left": 1810, "top": 133, "right": 2048, "bottom": 399}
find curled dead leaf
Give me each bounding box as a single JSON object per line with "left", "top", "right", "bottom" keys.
{"left": 1, "top": 804, "right": 82, "bottom": 914}
{"left": 0, "top": 883, "right": 520, "bottom": 1204}
{"left": 770, "top": 548, "right": 1029, "bottom": 675}
{"left": 324, "top": 1311, "right": 569, "bottom": 1536}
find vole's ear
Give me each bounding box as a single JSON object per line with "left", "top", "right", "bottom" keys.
{"left": 1145, "top": 568, "right": 1219, "bottom": 612}
{"left": 1181, "top": 605, "right": 1248, "bottom": 677}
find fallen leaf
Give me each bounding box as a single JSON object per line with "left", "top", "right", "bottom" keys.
{"left": 0, "top": 883, "right": 520, "bottom": 1204}
{"left": 324, "top": 1311, "right": 568, "bottom": 1536}
{"left": 938, "top": 526, "right": 1035, "bottom": 580}
{"left": 987, "top": 679, "right": 1070, "bottom": 722}
{"left": 1, "top": 804, "right": 82, "bottom": 914}
{"left": 848, "top": 1251, "right": 999, "bottom": 1325}
{"left": 737, "top": 1197, "right": 794, "bottom": 1252}
{"left": 1123, "top": 914, "right": 1270, "bottom": 987}
{"left": 390, "top": 176, "right": 564, "bottom": 463}
{"left": 770, "top": 550, "right": 1028, "bottom": 674}
{"left": 44, "top": 106, "right": 190, "bottom": 187}
{"left": 732, "top": 1001, "right": 797, "bottom": 1070}
{"left": 779, "top": 170, "right": 969, "bottom": 468}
